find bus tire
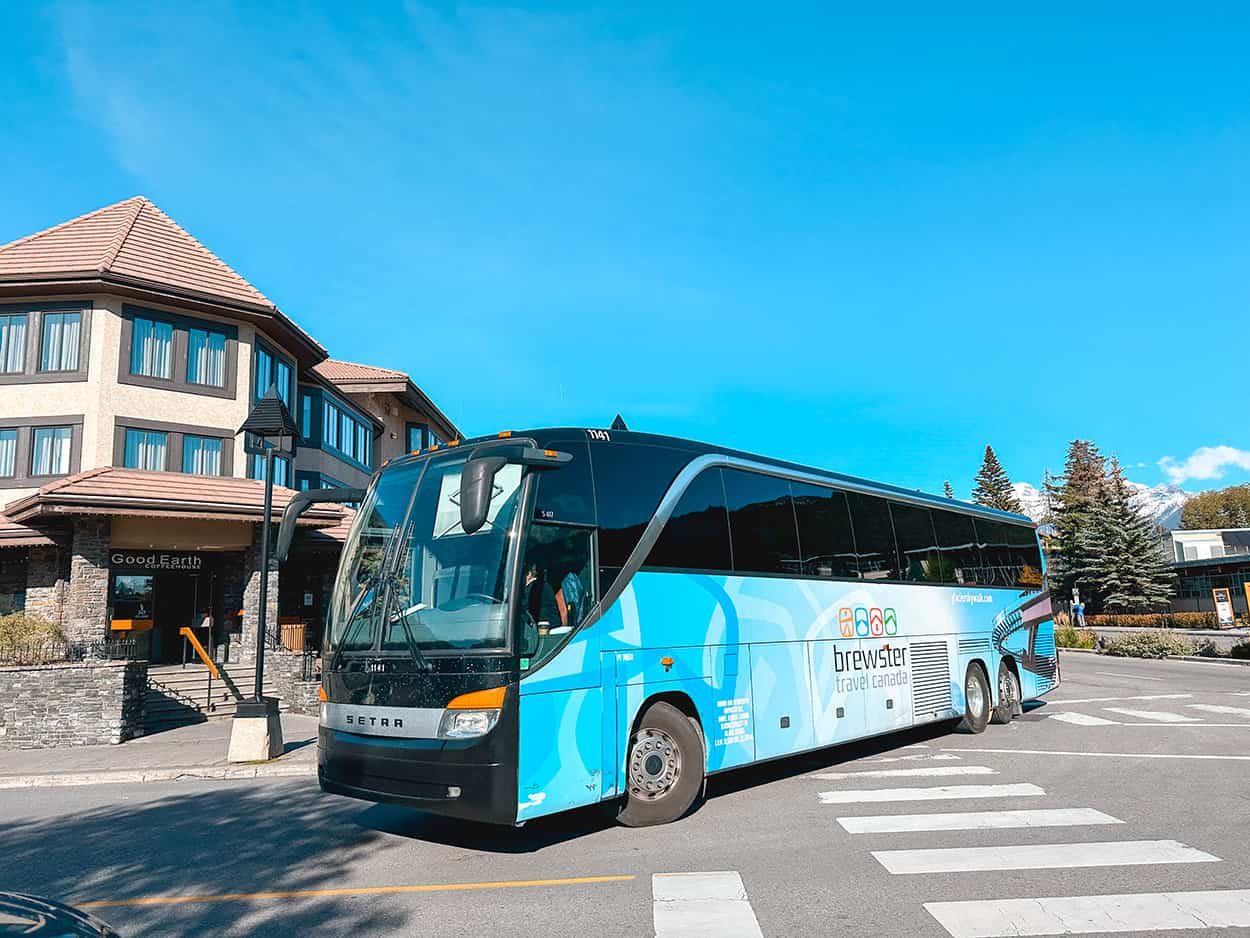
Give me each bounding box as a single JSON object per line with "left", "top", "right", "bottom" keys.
{"left": 959, "top": 662, "right": 991, "bottom": 734}
{"left": 618, "top": 701, "right": 705, "bottom": 827}
{"left": 991, "top": 660, "right": 1022, "bottom": 725}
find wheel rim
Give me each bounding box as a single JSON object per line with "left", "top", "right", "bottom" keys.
{"left": 628, "top": 727, "right": 682, "bottom": 801}
{"left": 966, "top": 672, "right": 986, "bottom": 718}
{"left": 999, "top": 669, "right": 1018, "bottom": 710}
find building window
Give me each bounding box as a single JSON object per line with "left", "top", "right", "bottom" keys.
{"left": 31, "top": 427, "right": 72, "bottom": 476}
{"left": 405, "top": 423, "right": 428, "bottom": 452}
{"left": 322, "top": 399, "right": 372, "bottom": 468}
{"left": 0, "top": 314, "right": 27, "bottom": 374}
{"left": 183, "top": 435, "right": 223, "bottom": 475}
{"left": 187, "top": 328, "right": 227, "bottom": 387}
{"left": 131, "top": 317, "right": 174, "bottom": 379}
{"left": 254, "top": 343, "right": 292, "bottom": 406}
{"left": 300, "top": 392, "right": 313, "bottom": 439}
{"left": 38, "top": 311, "right": 81, "bottom": 372}
{"left": 0, "top": 429, "right": 15, "bottom": 477}
{"left": 249, "top": 451, "right": 291, "bottom": 487}
{"left": 123, "top": 429, "right": 168, "bottom": 471}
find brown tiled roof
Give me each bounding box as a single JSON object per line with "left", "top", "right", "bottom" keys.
{"left": 313, "top": 359, "right": 407, "bottom": 383}
{"left": 0, "top": 197, "right": 273, "bottom": 309}
{"left": 3, "top": 467, "right": 344, "bottom": 527}
{"left": 305, "top": 505, "right": 357, "bottom": 546}
{"left": 312, "top": 359, "right": 460, "bottom": 441}
{"left": 0, "top": 514, "right": 57, "bottom": 548}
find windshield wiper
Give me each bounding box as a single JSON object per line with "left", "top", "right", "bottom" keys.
{"left": 384, "top": 572, "right": 431, "bottom": 673}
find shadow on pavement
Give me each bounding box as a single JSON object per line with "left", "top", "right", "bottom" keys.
{"left": 0, "top": 781, "right": 409, "bottom": 937}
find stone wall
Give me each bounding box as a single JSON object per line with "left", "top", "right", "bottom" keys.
{"left": 64, "top": 518, "right": 110, "bottom": 643}
{"left": 23, "top": 546, "right": 65, "bottom": 626}
{"left": 239, "top": 526, "right": 280, "bottom": 662}
{"left": 0, "top": 659, "right": 147, "bottom": 749}
{"left": 267, "top": 649, "right": 321, "bottom": 716}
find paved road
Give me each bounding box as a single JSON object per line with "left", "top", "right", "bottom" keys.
{"left": 1, "top": 653, "right": 1247, "bottom": 937}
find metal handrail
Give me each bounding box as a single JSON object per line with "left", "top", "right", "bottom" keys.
{"left": 179, "top": 626, "right": 219, "bottom": 714}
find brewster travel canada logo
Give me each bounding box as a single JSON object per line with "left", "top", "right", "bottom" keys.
{"left": 838, "top": 606, "right": 897, "bottom": 638}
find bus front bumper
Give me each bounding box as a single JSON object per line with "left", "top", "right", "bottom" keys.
{"left": 319, "top": 727, "right": 518, "bottom": 825}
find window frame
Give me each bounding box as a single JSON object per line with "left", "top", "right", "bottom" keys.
{"left": 318, "top": 391, "right": 375, "bottom": 472}
{"left": 30, "top": 425, "right": 76, "bottom": 478}
{"left": 0, "top": 303, "right": 91, "bottom": 385}
{"left": 112, "top": 417, "right": 233, "bottom": 477}
{"left": 38, "top": 310, "right": 83, "bottom": 373}
{"left": 0, "top": 416, "right": 84, "bottom": 487}
{"left": 252, "top": 337, "right": 295, "bottom": 407}
{"left": 121, "top": 427, "right": 170, "bottom": 472}
{"left": 118, "top": 305, "right": 238, "bottom": 399}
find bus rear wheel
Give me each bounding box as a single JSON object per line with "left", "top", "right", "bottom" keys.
{"left": 991, "top": 660, "right": 1022, "bottom": 725}
{"left": 618, "top": 701, "right": 704, "bottom": 827}
{"left": 959, "top": 663, "right": 991, "bottom": 734}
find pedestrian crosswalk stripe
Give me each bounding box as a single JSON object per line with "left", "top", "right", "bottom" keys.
{"left": 1103, "top": 708, "right": 1199, "bottom": 723}
{"left": 872, "top": 839, "right": 1218, "bottom": 875}
{"left": 863, "top": 752, "right": 962, "bottom": 764}
{"left": 652, "top": 872, "right": 764, "bottom": 938}
{"left": 837, "top": 808, "right": 1123, "bottom": 834}
{"left": 1049, "top": 712, "right": 1117, "bottom": 726}
{"left": 1048, "top": 693, "right": 1190, "bottom": 705}
{"left": 810, "top": 765, "right": 996, "bottom": 781}
{"left": 924, "top": 888, "right": 1250, "bottom": 937}
{"left": 818, "top": 783, "right": 1044, "bottom": 804}
{"left": 1188, "top": 703, "right": 1250, "bottom": 718}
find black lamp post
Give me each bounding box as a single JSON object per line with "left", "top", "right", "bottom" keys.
{"left": 237, "top": 384, "right": 299, "bottom": 702}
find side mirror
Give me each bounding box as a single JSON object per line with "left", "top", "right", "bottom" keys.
{"left": 460, "top": 455, "right": 508, "bottom": 534}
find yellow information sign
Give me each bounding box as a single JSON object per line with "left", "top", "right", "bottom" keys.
{"left": 1212, "top": 588, "right": 1235, "bottom": 628}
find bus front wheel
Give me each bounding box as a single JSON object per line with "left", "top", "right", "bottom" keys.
{"left": 618, "top": 701, "right": 705, "bottom": 827}
{"left": 959, "top": 663, "right": 991, "bottom": 734}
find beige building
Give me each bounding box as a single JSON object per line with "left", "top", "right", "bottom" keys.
{"left": 0, "top": 197, "right": 456, "bottom": 672}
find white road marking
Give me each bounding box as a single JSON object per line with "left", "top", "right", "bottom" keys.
{"left": 1095, "top": 671, "right": 1163, "bottom": 681}
{"left": 925, "top": 888, "right": 1250, "bottom": 937}
{"left": 838, "top": 808, "right": 1123, "bottom": 834}
{"left": 1049, "top": 712, "right": 1118, "bottom": 726}
{"left": 873, "top": 839, "right": 1218, "bottom": 875}
{"left": 940, "top": 747, "right": 1250, "bottom": 761}
{"left": 1103, "top": 708, "right": 1199, "bottom": 723}
{"left": 818, "top": 783, "right": 1044, "bottom": 804}
{"left": 652, "top": 872, "right": 764, "bottom": 938}
{"left": 1189, "top": 703, "right": 1250, "bottom": 718}
{"left": 810, "top": 766, "right": 996, "bottom": 781}
{"left": 1047, "top": 693, "right": 1191, "bottom": 705}
{"left": 863, "top": 753, "right": 962, "bottom": 764}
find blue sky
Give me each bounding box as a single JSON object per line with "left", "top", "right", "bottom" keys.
{"left": 2, "top": 3, "right": 1249, "bottom": 496}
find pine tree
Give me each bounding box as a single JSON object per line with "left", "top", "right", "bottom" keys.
{"left": 971, "top": 445, "right": 1023, "bottom": 513}
{"left": 943, "top": 480, "right": 955, "bottom": 499}
{"left": 1046, "top": 440, "right": 1107, "bottom": 607}
{"left": 1083, "top": 459, "right": 1175, "bottom": 612}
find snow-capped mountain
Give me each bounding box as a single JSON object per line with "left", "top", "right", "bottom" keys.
{"left": 1012, "top": 481, "right": 1194, "bottom": 528}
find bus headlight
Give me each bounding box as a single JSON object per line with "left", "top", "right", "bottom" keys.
{"left": 438, "top": 709, "right": 500, "bottom": 738}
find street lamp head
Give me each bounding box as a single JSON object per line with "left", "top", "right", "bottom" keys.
{"left": 238, "top": 384, "right": 300, "bottom": 441}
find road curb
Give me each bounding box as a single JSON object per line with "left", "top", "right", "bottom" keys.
{"left": 1060, "top": 647, "right": 1250, "bottom": 666}
{"left": 0, "top": 759, "right": 317, "bottom": 790}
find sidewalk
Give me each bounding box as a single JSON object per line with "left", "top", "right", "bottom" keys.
{"left": 0, "top": 713, "right": 320, "bottom": 789}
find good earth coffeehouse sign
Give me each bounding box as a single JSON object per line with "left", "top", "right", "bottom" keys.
{"left": 110, "top": 551, "right": 204, "bottom": 573}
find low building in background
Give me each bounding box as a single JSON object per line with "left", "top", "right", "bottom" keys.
{"left": 0, "top": 197, "right": 457, "bottom": 664}
{"left": 1164, "top": 528, "right": 1250, "bottom": 617}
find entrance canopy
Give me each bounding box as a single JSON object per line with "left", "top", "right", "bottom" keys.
{"left": 3, "top": 467, "right": 346, "bottom": 528}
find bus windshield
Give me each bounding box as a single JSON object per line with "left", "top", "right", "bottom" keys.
{"left": 326, "top": 451, "right": 525, "bottom": 664}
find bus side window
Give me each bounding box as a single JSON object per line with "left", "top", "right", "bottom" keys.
{"left": 722, "top": 469, "right": 800, "bottom": 575}
{"left": 973, "top": 518, "right": 1014, "bottom": 587}
{"left": 791, "top": 482, "right": 857, "bottom": 578}
{"left": 932, "top": 509, "right": 984, "bottom": 585}
{"left": 846, "top": 492, "right": 902, "bottom": 580}
{"left": 1006, "top": 522, "right": 1045, "bottom": 588}
{"left": 889, "top": 502, "right": 942, "bottom": 583}
{"left": 646, "top": 469, "right": 732, "bottom": 573}
{"left": 519, "top": 523, "right": 595, "bottom": 669}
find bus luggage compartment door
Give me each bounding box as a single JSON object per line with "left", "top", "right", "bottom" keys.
{"left": 748, "top": 642, "right": 815, "bottom": 760}
{"left": 808, "top": 639, "right": 868, "bottom": 746}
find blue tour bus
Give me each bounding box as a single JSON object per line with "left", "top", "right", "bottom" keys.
{"left": 294, "top": 428, "right": 1057, "bottom": 827}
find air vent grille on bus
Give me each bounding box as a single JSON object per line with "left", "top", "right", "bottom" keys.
{"left": 911, "top": 641, "right": 952, "bottom": 716}
{"left": 1034, "top": 631, "right": 1058, "bottom": 679}
{"left": 958, "top": 638, "right": 990, "bottom": 658}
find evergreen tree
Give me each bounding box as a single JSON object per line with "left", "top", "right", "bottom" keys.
{"left": 971, "top": 445, "right": 1023, "bottom": 513}
{"left": 943, "top": 480, "right": 955, "bottom": 499}
{"left": 1046, "top": 440, "right": 1107, "bottom": 607}
{"left": 1084, "top": 459, "right": 1175, "bottom": 612}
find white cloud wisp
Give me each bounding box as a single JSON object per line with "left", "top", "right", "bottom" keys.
{"left": 1158, "top": 445, "right": 1250, "bottom": 484}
